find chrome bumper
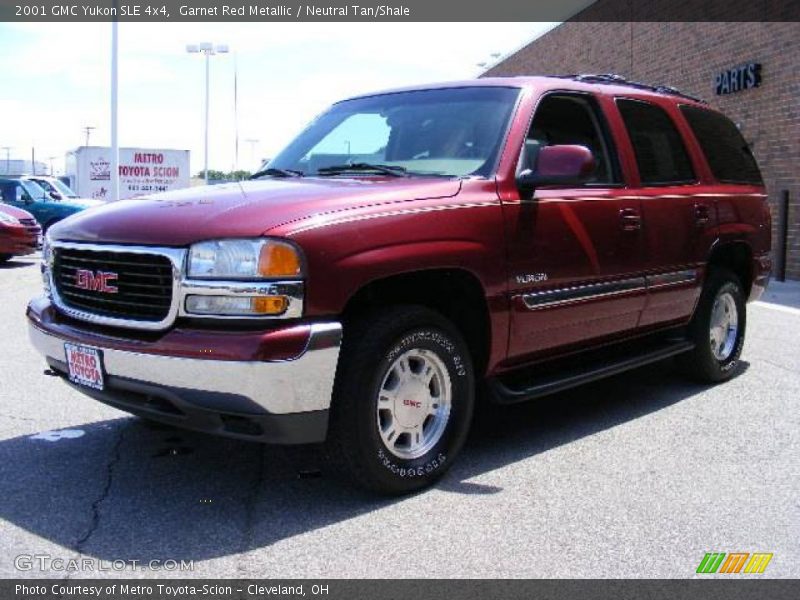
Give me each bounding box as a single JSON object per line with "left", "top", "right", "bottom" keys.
{"left": 28, "top": 319, "right": 342, "bottom": 417}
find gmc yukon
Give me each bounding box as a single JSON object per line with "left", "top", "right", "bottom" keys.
{"left": 28, "top": 75, "right": 771, "bottom": 494}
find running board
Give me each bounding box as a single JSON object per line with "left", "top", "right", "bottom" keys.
{"left": 488, "top": 338, "right": 695, "bottom": 404}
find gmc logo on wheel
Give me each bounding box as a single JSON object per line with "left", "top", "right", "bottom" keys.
{"left": 74, "top": 269, "right": 119, "bottom": 294}
{"left": 403, "top": 399, "right": 422, "bottom": 408}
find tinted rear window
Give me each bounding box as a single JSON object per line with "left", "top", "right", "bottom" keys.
{"left": 617, "top": 99, "right": 695, "bottom": 185}
{"left": 680, "top": 105, "right": 763, "bottom": 185}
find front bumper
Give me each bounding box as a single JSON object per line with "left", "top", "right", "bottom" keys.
{"left": 0, "top": 229, "right": 40, "bottom": 256}
{"left": 27, "top": 297, "right": 342, "bottom": 444}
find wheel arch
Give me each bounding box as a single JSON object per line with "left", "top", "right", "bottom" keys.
{"left": 341, "top": 267, "right": 492, "bottom": 376}
{"left": 706, "top": 240, "right": 754, "bottom": 298}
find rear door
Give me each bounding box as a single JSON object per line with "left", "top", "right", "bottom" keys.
{"left": 615, "top": 98, "right": 715, "bottom": 327}
{"left": 505, "top": 92, "right": 647, "bottom": 362}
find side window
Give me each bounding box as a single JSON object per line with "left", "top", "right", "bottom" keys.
{"left": 527, "top": 94, "right": 619, "bottom": 184}
{"left": 679, "top": 105, "right": 763, "bottom": 185}
{"left": 617, "top": 99, "right": 695, "bottom": 185}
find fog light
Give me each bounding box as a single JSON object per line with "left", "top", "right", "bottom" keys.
{"left": 185, "top": 295, "right": 288, "bottom": 316}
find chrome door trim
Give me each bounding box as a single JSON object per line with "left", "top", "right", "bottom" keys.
{"left": 646, "top": 269, "right": 698, "bottom": 289}
{"left": 518, "top": 268, "right": 699, "bottom": 311}
{"left": 521, "top": 277, "right": 646, "bottom": 310}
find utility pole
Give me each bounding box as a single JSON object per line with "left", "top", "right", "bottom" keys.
{"left": 1, "top": 146, "right": 11, "bottom": 174}
{"left": 83, "top": 126, "right": 96, "bottom": 147}
{"left": 47, "top": 156, "right": 58, "bottom": 176}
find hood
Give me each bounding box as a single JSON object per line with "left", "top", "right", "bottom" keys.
{"left": 49, "top": 177, "right": 462, "bottom": 246}
{"left": 0, "top": 203, "right": 35, "bottom": 221}
{"left": 60, "top": 198, "right": 105, "bottom": 209}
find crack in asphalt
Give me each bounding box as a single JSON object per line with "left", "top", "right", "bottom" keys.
{"left": 0, "top": 412, "right": 39, "bottom": 423}
{"left": 73, "top": 423, "right": 127, "bottom": 555}
{"left": 237, "top": 445, "right": 266, "bottom": 579}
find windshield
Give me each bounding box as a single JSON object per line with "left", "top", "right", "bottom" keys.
{"left": 267, "top": 87, "right": 520, "bottom": 178}
{"left": 33, "top": 177, "right": 78, "bottom": 198}
{"left": 19, "top": 179, "right": 49, "bottom": 201}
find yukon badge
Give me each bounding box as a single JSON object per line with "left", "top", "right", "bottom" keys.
{"left": 516, "top": 273, "right": 548, "bottom": 285}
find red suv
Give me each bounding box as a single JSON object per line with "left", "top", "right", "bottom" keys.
{"left": 0, "top": 204, "right": 41, "bottom": 263}
{"left": 28, "top": 75, "right": 771, "bottom": 494}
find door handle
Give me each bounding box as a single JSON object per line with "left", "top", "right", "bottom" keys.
{"left": 694, "top": 203, "right": 711, "bottom": 226}
{"left": 619, "top": 208, "right": 641, "bottom": 231}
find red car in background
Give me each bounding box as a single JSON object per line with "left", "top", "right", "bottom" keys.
{"left": 0, "top": 204, "right": 41, "bottom": 263}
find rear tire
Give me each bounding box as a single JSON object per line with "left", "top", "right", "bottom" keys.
{"left": 679, "top": 268, "right": 746, "bottom": 383}
{"left": 325, "top": 305, "right": 475, "bottom": 495}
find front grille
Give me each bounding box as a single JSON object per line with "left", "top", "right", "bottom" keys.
{"left": 53, "top": 248, "right": 174, "bottom": 321}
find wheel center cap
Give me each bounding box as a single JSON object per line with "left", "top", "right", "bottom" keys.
{"left": 394, "top": 380, "right": 429, "bottom": 429}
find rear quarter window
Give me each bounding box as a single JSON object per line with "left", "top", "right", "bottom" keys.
{"left": 679, "top": 105, "right": 763, "bottom": 185}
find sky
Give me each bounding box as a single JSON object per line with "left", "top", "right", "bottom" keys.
{"left": 0, "top": 22, "right": 555, "bottom": 177}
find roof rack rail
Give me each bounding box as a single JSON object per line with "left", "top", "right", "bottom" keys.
{"left": 550, "top": 73, "right": 707, "bottom": 104}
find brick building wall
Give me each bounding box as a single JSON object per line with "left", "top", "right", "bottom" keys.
{"left": 485, "top": 20, "right": 800, "bottom": 280}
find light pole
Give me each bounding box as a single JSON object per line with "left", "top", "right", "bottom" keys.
{"left": 187, "top": 42, "right": 229, "bottom": 185}
{"left": 111, "top": 19, "right": 119, "bottom": 202}
{"left": 47, "top": 156, "right": 58, "bottom": 176}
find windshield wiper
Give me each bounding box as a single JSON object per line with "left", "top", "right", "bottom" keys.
{"left": 315, "top": 163, "right": 408, "bottom": 177}
{"left": 250, "top": 167, "right": 304, "bottom": 179}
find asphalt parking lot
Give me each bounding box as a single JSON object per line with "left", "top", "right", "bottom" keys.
{"left": 1, "top": 253, "right": 798, "bottom": 579}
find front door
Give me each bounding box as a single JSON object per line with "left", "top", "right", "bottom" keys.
{"left": 505, "top": 93, "right": 646, "bottom": 363}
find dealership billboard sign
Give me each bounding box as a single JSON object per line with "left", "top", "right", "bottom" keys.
{"left": 65, "top": 146, "right": 190, "bottom": 200}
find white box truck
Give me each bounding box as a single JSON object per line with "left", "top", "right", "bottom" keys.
{"left": 65, "top": 146, "right": 191, "bottom": 201}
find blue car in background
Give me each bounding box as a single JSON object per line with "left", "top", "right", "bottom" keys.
{"left": 0, "top": 177, "right": 102, "bottom": 232}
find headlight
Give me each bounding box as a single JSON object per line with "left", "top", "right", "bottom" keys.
{"left": 188, "top": 239, "right": 302, "bottom": 279}
{"left": 0, "top": 212, "right": 20, "bottom": 225}
{"left": 41, "top": 236, "right": 52, "bottom": 295}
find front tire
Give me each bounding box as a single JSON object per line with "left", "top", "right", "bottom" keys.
{"left": 679, "top": 268, "right": 746, "bottom": 383}
{"left": 325, "top": 305, "right": 475, "bottom": 495}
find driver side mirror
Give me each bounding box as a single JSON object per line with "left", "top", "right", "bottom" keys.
{"left": 516, "top": 144, "right": 596, "bottom": 198}
{"left": 49, "top": 191, "right": 62, "bottom": 200}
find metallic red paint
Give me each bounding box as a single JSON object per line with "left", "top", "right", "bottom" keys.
{"left": 43, "top": 77, "right": 771, "bottom": 377}
{"left": 536, "top": 145, "right": 596, "bottom": 178}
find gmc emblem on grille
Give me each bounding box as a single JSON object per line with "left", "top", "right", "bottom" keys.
{"left": 75, "top": 269, "right": 119, "bottom": 294}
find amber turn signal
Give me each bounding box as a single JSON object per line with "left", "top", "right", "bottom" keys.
{"left": 258, "top": 242, "right": 302, "bottom": 277}
{"left": 252, "top": 295, "right": 289, "bottom": 315}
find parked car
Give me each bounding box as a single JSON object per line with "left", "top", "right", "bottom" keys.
{"left": 0, "top": 204, "right": 41, "bottom": 263}
{"left": 0, "top": 177, "right": 101, "bottom": 231}
{"left": 28, "top": 75, "right": 771, "bottom": 494}
{"left": 22, "top": 175, "right": 93, "bottom": 203}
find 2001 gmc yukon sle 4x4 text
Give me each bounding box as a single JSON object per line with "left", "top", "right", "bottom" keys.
{"left": 28, "top": 75, "right": 771, "bottom": 494}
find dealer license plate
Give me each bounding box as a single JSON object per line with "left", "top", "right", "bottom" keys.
{"left": 64, "top": 343, "right": 105, "bottom": 391}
